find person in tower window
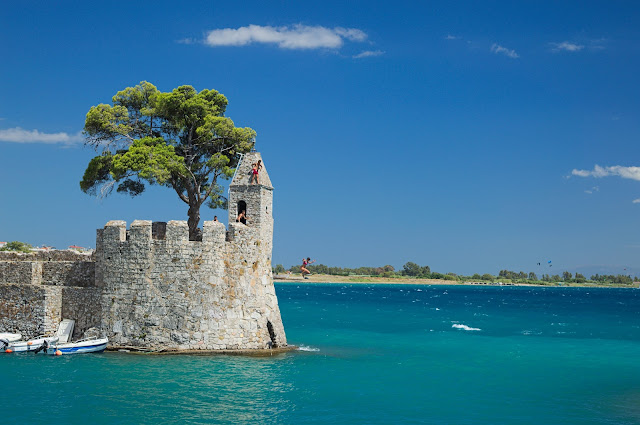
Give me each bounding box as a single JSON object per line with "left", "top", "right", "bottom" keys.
{"left": 236, "top": 210, "right": 248, "bottom": 224}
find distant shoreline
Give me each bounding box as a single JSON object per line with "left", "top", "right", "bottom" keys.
{"left": 274, "top": 274, "right": 637, "bottom": 289}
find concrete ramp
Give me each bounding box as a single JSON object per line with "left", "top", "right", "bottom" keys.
{"left": 56, "top": 319, "right": 75, "bottom": 343}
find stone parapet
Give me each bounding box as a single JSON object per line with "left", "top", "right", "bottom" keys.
{"left": 95, "top": 216, "right": 286, "bottom": 351}
{"left": 0, "top": 250, "right": 93, "bottom": 262}
{"left": 0, "top": 251, "right": 95, "bottom": 288}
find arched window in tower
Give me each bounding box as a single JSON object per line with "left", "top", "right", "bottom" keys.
{"left": 236, "top": 200, "right": 247, "bottom": 224}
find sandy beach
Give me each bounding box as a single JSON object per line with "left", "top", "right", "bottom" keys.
{"left": 276, "top": 274, "right": 518, "bottom": 285}
{"left": 274, "top": 273, "right": 636, "bottom": 288}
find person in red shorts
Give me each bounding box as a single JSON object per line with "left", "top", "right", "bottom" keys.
{"left": 250, "top": 160, "right": 262, "bottom": 184}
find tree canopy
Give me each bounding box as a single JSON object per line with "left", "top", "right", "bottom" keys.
{"left": 80, "top": 82, "right": 256, "bottom": 239}
{"left": 0, "top": 241, "right": 33, "bottom": 253}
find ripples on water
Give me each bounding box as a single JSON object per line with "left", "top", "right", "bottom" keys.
{"left": 3, "top": 284, "right": 640, "bottom": 424}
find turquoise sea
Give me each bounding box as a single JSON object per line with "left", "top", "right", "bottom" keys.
{"left": 3, "top": 283, "right": 640, "bottom": 424}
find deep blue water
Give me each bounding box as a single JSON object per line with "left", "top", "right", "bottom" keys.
{"left": 3, "top": 283, "right": 640, "bottom": 424}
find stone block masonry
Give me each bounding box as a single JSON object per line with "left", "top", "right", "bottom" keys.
{"left": 96, "top": 218, "right": 286, "bottom": 351}
{"left": 0, "top": 152, "right": 288, "bottom": 351}
{"left": 0, "top": 251, "right": 96, "bottom": 339}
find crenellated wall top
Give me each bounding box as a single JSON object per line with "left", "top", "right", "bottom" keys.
{"left": 99, "top": 219, "right": 228, "bottom": 244}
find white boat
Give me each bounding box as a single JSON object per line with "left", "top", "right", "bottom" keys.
{"left": 7, "top": 336, "right": 59, "bottom": 353}
{"left": 0, "top": 333, "right": 22, "bottom": 342}
{"left": 45, "top": 337, "right": 108, "bottom": 355}
{"left": 0, "top": 333, "right": 22, "bottom": 350}
{"left": 2, "top": 319, "right": 75, "bottom": 353}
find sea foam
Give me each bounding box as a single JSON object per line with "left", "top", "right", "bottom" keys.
{"left": 452, "top": 324, "right": 481, "bottom": 331}
{"left": 298, "top": 345, "right": 320, "bottom": 352}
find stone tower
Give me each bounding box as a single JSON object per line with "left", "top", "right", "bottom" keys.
{"left": 91, "top": 151, "right": 287, "bottom": 351}
{"left": 228, "top": 151, "right": 274, "bottom": 253}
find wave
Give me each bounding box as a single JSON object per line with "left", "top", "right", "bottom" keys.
{"left": 452, "top": 324, "right": 481, "bottom": 331}
{"left": 297, "top": 345, "right": 320, "bottom": 352}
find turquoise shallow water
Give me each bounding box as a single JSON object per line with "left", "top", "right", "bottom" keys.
{"left": 3, "top": 283, "right": 640, "bottom": 424}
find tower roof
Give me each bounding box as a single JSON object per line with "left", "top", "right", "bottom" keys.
{"left": 230, "top": 152, "right": 273, "bottom": 189}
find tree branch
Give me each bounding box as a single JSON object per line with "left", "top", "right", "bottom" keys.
{"left": 169, "top": 177, "right": 190, "bottom": 204}
{"left": 202, "top": 171, "right": 222, "bottom": 201}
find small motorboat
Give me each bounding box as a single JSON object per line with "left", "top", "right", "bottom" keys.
{"left": 2, "top": 319, "right": 75, "bottom": 353}
{"left": 45, "top": 337, "right": 108, "bottom": 356}
{"left": 7, "top": 336, "right": 60, "bottom": 353}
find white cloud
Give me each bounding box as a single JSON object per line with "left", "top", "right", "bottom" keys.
{"left": 204, "top": 24, "right": 367, "bottom": 50}
{"left": 584, "top": 186, "right": 600, "bottom": 194}
{"left": 334, "top": 27, "right": 367, "bottom": 42}
{"left": 551, "top": 41, "right": 584, "bottom": 52}
{"left": 0, "top": 127, "right": 83, "bottom": 145}
{"left": 490, "top": 43, "right": 519, "bottom": 58}
{"left": 633, "top": 199, "right": 640, "bottom": 204}
{"left": 445, "top": 34, "right": 460, "bottom": 40}
{"left": 353, "top": 50, "right": 384, "bottom": 59}
{"left": 571, "top": 165, "right": 640, "bottom": 181}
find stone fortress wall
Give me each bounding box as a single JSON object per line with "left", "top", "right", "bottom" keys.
{"left": 0, "top": 251, "right": 100, "bottom": 340}
{"left": 0, "top": 152, "right": 288, "bottom": 351}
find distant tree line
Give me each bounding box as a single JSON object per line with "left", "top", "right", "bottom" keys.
{"left": 277, "top": 263, "right": 397, "bottom": 277}
{"left": 272, "top": 262, "right": 638, "bottom": 286}
{"left": 590, "top": 273, "right": 635, "bottom": 285}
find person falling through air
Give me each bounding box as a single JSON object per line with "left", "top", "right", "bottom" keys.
{"left": 250, "top": 160, "right": 262, "bottom": 184}
{"left": 300, "top": 257, "right": 315, "bottom": 279}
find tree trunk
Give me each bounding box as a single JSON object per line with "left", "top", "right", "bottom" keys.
{"left": 187, "top": 203, "right": 201, "bottom": 241}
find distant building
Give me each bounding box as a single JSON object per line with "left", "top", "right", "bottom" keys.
{"left": 0, "top": 242, "right": 6, "bottom": 248}
{"left": 31, "top": 246, "right": 54, "bottom": 252}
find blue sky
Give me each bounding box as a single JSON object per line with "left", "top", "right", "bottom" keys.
{"left": 1, "top": 1, "right": 639, "bottom": 276}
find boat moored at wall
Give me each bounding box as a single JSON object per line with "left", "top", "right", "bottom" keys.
{"left": 45, "top": 337, "right": 108, "bottom": 355}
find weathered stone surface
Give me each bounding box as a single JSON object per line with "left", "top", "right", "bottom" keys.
{"left": 0, "top": 152, "right": 287, "bottom": 351}
{"left": 41, "top": 262, "right": 95, "bottom": 287}
{"left": 0, "top": 250, "right": 97, "bottom": 338}
{"left": 0, "top": 262, "right": 34, "bottom": 285}
{"left": 0, "top": 250, "right": 93, "bottom": 262}
{"left": 0, "top": 284, "right": 60, "bottom": 336}
{"left": 62, "top": 287, "right": 101, "bottom": 340}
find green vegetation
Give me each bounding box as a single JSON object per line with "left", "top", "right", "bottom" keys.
{"left": 274, "top": 261, "right": 639, "bottom": 287}
{"left": 284, "top": 263, "right": 398, "bottom": 278}
{"left": 0, "top": 241, "right": 33, "bottom": 253}
{"left": 80, "top": 81, "right": 256, "bottom": 240}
